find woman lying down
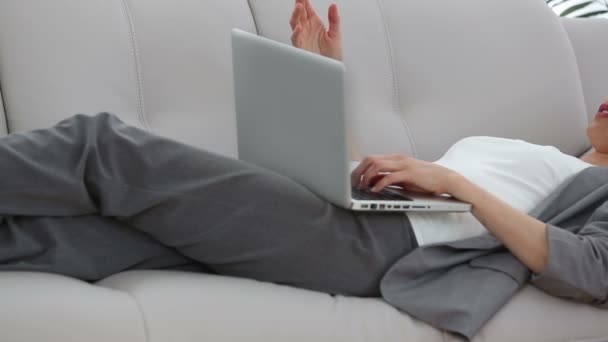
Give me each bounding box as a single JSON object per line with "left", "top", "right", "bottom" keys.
{"left": 1, "top": 0, "right": 606, "bottom": 339}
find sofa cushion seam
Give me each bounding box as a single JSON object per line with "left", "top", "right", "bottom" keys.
{"left": 246, "top": 0, "right": 260, "bottom": 34}
{"left": 121, "top": 288, "right": 151, "bottom": 342}
{"left": 120, "top": 0, "right": 150, "bottom": 131}
{"left": 375, "top": 0, "right": 418, "bottom": 158}
{"left": 0, "top": 78, "right": 9, "bottom": 132}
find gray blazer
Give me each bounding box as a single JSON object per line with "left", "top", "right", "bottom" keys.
{"left": 379, "top": 166, "right": 608, "bottom": 339}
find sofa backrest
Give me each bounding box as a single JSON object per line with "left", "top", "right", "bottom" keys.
{"left": 0, "top": 0, "right": 256, "bottom": 157}
{"left": 0, "top": 0, "right": 594, "bottom": 161}
{"left": 561, "top": 18, "right": 608, "bottom": 122}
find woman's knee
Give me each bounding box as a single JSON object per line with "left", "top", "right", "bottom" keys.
{"left": 58, "top": 112, "right": 118, "bottom": 128}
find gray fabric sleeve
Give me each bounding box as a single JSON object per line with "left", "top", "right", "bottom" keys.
{"left": 531, "top": 209, "right": 608, "bottom": 306}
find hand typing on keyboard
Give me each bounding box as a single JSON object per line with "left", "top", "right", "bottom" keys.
{"left": 350, "top": 154, "right": 460, "bottom": 196}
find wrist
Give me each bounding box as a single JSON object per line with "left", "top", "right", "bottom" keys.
{"left": 446, "top": 172, "right": 477, "bottom": 202}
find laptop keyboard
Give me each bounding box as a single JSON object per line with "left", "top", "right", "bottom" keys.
{"left": 352, "top": 187, "right": 413, "bottom": 201}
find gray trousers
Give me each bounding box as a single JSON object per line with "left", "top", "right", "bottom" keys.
{"left": 0, "top": 113, "right": 417, "bottom": 296}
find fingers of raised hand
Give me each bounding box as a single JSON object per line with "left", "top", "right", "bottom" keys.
{"left": 327, "top": 3, "right": 341, "bottom": 38}
{"left": 291, "top": 25, "right": 302, "bottom": 47}
{"left": 302, "top": 0, "right": 317, "bottom": 19}
{"left": 290, "top": 3, "right": 300, "bottom": 30}
{"left": 292, "top": 2, "right": 307, "bottom": 28}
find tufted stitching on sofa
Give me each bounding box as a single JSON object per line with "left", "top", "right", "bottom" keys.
{"left": 0, "top": 79, "right": 9, "bottom": 132}
{"left": 245, "top": 0, "right": 260, "bottom": 34}
{"left": 120, "top": 0, "right": 151, "bottom": 131}
{"left": 119, "top": 287, "right": 151, "bottom": 342}
{"left": 375, "top": 0, "right": 418, "bottom": 158}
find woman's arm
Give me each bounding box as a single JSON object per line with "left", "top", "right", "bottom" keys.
{"left": 352, "top": 154, "right": 549, "bottom": 273}
{"left": 288, "top": 1, "right": 550, "bottom": 272}
{"left": 447, "top": 174, "right": 549, "bottom": 273}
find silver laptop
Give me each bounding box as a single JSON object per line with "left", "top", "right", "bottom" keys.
{"left": 231, "top": 29, "right": 471, "bottom": 212}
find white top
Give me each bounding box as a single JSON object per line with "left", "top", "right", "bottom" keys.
{"left": 408, "top": 136, "right": 593, "bottom": 246}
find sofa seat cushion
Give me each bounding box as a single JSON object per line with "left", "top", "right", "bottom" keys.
{"left": 97, "top": 270, "right": 608, "bottom": 342}
{"left": 0, "top": 272, "right": 146, "bottom": 342}
{"left": 97, "top": 270, "right": 445, "bottom": 342}
{"left": 475, "top": 285, "right": 608, "bottom": 342}
{"left": 2, "top": 270, "right": 608, "bottom": 341}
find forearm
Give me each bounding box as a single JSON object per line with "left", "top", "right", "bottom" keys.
{"left": 448, "top": 173, "right": 549, "bottom": 273}
{"left": 357, "top": 154, "right": 550, "bottom": 273}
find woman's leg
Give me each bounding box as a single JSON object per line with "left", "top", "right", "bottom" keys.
{"left": 0, "top": 113, "right": 417, "bottom": 296}
{"left": 0, "top": 215, "right": 205, "bottom": 281}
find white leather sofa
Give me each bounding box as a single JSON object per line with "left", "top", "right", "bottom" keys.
{"left": 1, "top": 1, "right": 608, "bottom": 341}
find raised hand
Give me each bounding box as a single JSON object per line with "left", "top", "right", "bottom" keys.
{"left": 289, "top": 0, "right": 343, "bottom": 61}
